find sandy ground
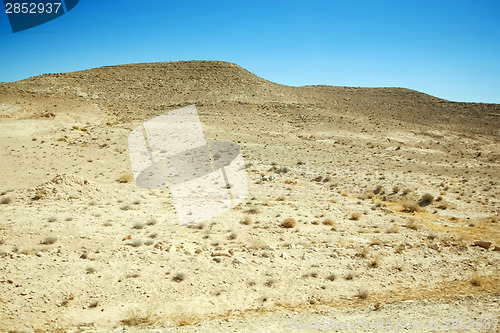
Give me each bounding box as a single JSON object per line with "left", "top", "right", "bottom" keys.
{"left": 0, "top": 61, "right": 499, "bottom": 332}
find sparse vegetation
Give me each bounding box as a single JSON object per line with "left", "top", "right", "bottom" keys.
{"left": 281, "top": 218, "right": 296, "bottom": 228}
{"left": 120, "top": 204, "right": 131, "bottom": 211}
{"left": 405, "top": 219, "right": 420, "bottom": 230}
{"left": 129, "top": 239, "right": 142, "bottom": 247}
{"left": 121, "top": 311, "right": 152, "bottom": 327}
{"left": 117, "top": 172, "right": 134, "bottom": 183}
{"left": 146, "top": 218, "right": 158, "bottom": 226}
{"left": 322, "top": 218, "right": 335, "bottom": 226}
{"left": 242, "top": 216, "right": 253, "bottom": 225}
{"left": 41, "top": 236, "right": 58, "bottom": 245}
{"left": 470, "top": 275, "right": 483, "bottom": 287}
{"left": 0, "top": 196, "right": 12, "bottom": 204}
{"left": 401, "top": 201, "right": 420, "bottom": 213}
{"left": 132, "top": 222, "right": 144, "bottom": 229}
{"left": 264, "top": 278, "right": 277, "bottom": 287}
{"left": 357, "top": 288, "right": 368, "bottom": 299}
{"left": 402, "top": 188, "right": 412, "bottom": 195}
{"left": 326, "top": 273, "right": 336, "bottom": 281}
{"left": 368, "top": 256, "right": 380, "bottom": 268}
{"left": 419, "top": 193, "right": 434, "bottom": 206}
{"left": 172, "top": 272, "right": 186, "bottom": 282}
{"left": 386, "top": 224, "right": 400, "bottom": 234}
{"left": 247, "top": 207, "right": 260, "bottom": 214}
{"left": 86, "top": 267, "right": 97, "bottom": 274}
{"left": 350, "top": 212, "right": 362, "bottom": 220}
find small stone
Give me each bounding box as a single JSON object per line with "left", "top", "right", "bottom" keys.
{"left": 212, "top": 251, "right": 231, "bottom": 257}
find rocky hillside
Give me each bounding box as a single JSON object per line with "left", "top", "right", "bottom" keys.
{"left": 1, "top": 61, "right": 498, "bottom": 134}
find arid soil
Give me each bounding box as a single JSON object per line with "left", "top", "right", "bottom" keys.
{"left": 0, "top": 61, "right": 499, "bottom": 332}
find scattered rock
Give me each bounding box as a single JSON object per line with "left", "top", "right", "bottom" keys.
{"left": 473, "top": 241, "right": 492, "bottom": 249}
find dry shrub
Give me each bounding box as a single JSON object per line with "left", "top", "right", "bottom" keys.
{"left": 246, "top": 207, "right": 260, "bottom": 214}
{"left": 117, "top": 172, "right": 134, "bottom": 183}
{"left": 357, "top": 289, "right": 368, "bottom": 299}
{"left": 322, "top": 218, "right": 335, "bottom": 226}
{"left": 359, "top": 246, "right": 370, "bottom": 258}
{"left": 386, "top": 224, "right": 400, "bottom": 234}
{"left": 0, "top": 196, "right": 12, "bottom": 205}
{"left": 470, "top": 275, "right": 483, "bottom": 287}
{"left": 326, "top": 273, "right": 336, "bottom": 281}
{"left": 281, "top": 218, "right": 296, "bottom": 228}
{"left": 172, "top": 312, "right": 200, "bottom": 326}
{"left": 350, "top": 212, "right": 362, "bottom": 220}
{"left": 394, "top": 243, "right": 405, "bottom": 254}
{"left": 276, "top": 196, "right": 286, "bottom": 201}
{"left": 419, "top": 193, "right": 434, "bottom": 206}
{"left": 242, "top": 216, "right": 253, "bottom": 225}
{"left": 172, "top": 272, "right": 186, "bottom": 282}
{"left": 368, "top": 256, "right": 380, "bottom": 268}
{"left": 405, "top": 219, "right": 419, "bottom": 230}
{"left": 121, "top": 310, "right": 153, "bottom": 327}
{"left": 437, "top": 202, "right": 449, "bottom": 210}
{"left": 41, "top": 236, "right": 58, "bottom": 245}
{"left": 401, "top": 201, "right": 421, "bottom": 213}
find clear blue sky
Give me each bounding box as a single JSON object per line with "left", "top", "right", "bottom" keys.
{"left": 1, "top": 0, "right": 499, "bottom": 103}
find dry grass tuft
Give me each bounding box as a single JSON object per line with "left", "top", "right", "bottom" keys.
{"left": 117, "top": 172, "right": 134, "bottom": 183}
{"left": 281, "top": 218, "right": 297, "bottom": 228}
{"left": 121, "top": 311, "right": 153, "bottom": 327}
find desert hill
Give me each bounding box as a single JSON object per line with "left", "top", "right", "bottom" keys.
{"left": 1, "top": 61, "right": 498, "bottom": 132}
{"left": 0, "top": 61, "right": 498, "bottom": 332}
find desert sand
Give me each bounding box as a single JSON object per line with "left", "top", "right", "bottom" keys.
{"left": 0, "top": 61, "right": 499, "bottom": 332}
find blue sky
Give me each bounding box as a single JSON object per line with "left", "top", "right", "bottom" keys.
{"left": 0, "top": 0, "right": 499, "bottom": 103}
